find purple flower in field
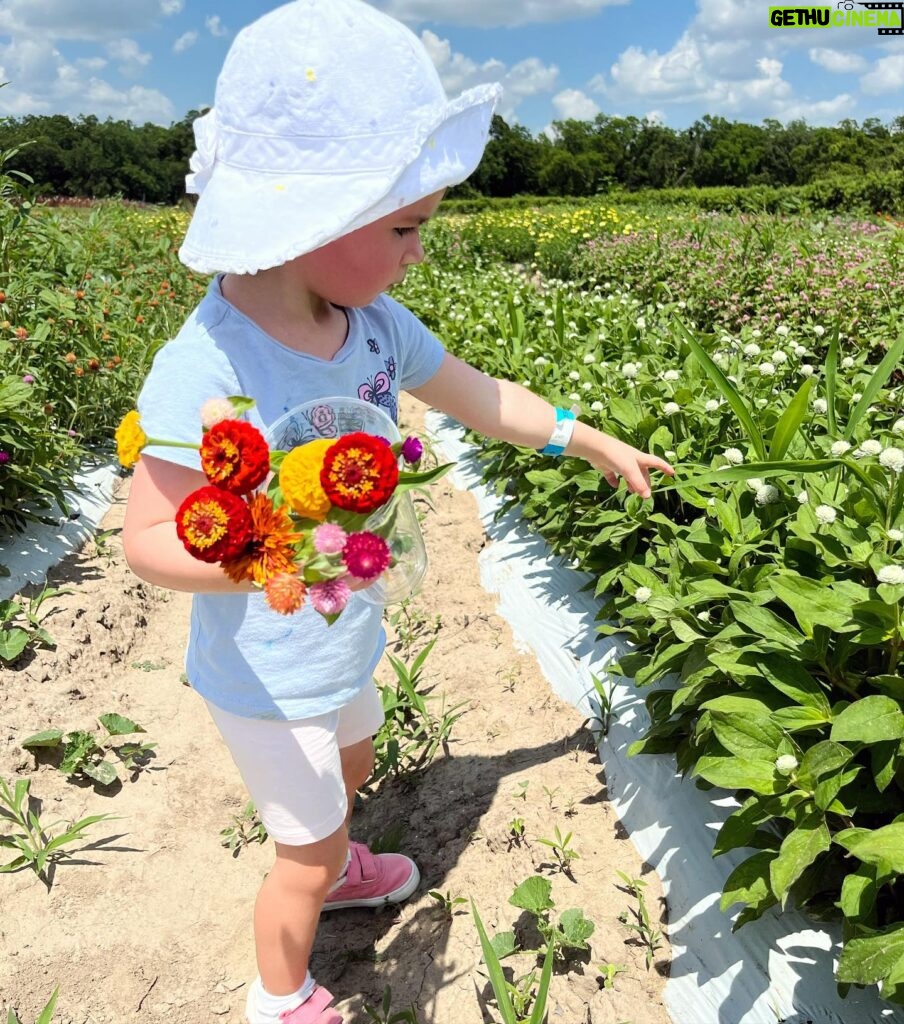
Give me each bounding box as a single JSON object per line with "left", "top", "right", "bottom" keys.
{"left": 401, "top": 436, "right": 423, "bottom": 464}
{"left": 0, "top": 450, "right": 9, "bottom": 465}
{"left": 22, "top": 374, "right": 34, "bottom": 384}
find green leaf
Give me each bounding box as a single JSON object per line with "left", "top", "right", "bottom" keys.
{"left": 835, "top": 822, "right": 904, "bottom": 871}
{"left": 824, "top": 324, "right": 839, "bottom": 436}
{"left": 768, "top": 575, "right": 856, "bottom": 637}
{"left": 843, "top": 330, "right": 904, "bottom": 442}
{"left": 771, "top": 706, "right": 831, "bottom": 734}
{"left": 755, "top": 653, "right": 831, "bottom": 714}
{"left": 796, "top": 740, "right": 853, "bottom": 790}
{"left": 35, "top": 988, "right": 59, "bottom": 1024}
{"left": 98, "top": 713, "right": 145, "bottom": 737}
{"left": 82, "top": 759, "right": 119, "bottom": 787}
{"left": 837, "top": 923, "right": 904, "bottom": 985}
{"left": 694, "top": 755, "right": 785, "bottom": 795}
{"left": 674, "top": 317, "right": 766, "bottom": 460}
{"left": 709, "top": 712, "right": 783, "bottom": 761}
{"left": 831, "top": 695, "right": 904, "bottom": 744}
{"left": 769, "top": 811, "right": 830, "bottom": 903}
{"left": 470, "top": 901, "right": 516, "bottom": 1024}
{"left": 488, "top": 931, "right": 518, "bottom": 961}
{"left": 729, "top": 603, "right": 807, "bottom": 651}
{"left": 20, "top": 729, "right": 64, "bottom": 749}
{"left": 529, "top": 940, "right": 554, "bottom": 1024}
{"left": 558, "top": 908, "right": 595, "bottom": 947}
{"left": 768, "top": 377, "right": 815, "bottom": 461}
{"left": 0, "top": 627, "right": 29, "bottom": 662}
{"left": 839, "top": 864, "right": 878, "bottom": 921}
{"left": 509, "top": 875, "right": 553, "bottom": 915}
{"left": 720, "top": 850, "right": 777, "bottom": 911}
{"left": 59, "top": 731, "right": 100, "bottom": 775}
{"left": 657, "top": 458, "right": 840, "bottom": 493}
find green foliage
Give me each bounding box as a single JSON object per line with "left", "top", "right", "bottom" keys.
{"left": 220, "top": 800, "right": 268, "bottom": 856}
{"left": 0, "top": 585, "right": 68, "bottom": 663}
{"left": 362, "top": 987, "right": 421, "bottom": 1024}
{"left": 5, "top": 988, "right": 59, "bottom": 1024}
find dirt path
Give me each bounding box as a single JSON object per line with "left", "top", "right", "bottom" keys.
{"left": 0, "top": 396, "right": 670, "bottom": 1024}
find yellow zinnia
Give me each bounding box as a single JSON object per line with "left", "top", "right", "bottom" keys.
{"left": 278, "top": 439, "right": 334, "bottom": 521}
{"left": 115, "top": 410, "right": 147, "bottom": 469}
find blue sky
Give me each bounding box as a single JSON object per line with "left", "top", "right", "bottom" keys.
{"left": 1, "top": 1, "right": 903, "bottom": 135}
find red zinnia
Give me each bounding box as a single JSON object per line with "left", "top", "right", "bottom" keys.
{"left": 200, "top": 419, "right": 270, "bottom": 494}
{"left": 176, "top": 486, "right": 252, "bottom": 563}
{"left": 342, "top": 531, "right": 391, "bottom": 580}
{"left": 320, "top": 432, "right": 399, "bottom": 514}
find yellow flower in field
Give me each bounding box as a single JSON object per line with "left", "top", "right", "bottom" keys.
{"left": 115, "top": 410, "right": 146, "bottom": 468}
{"left": 279, "top": 438, "right": 334, "bottom": 521}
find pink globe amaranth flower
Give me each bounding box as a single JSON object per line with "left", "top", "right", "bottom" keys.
{"left": 313, "top": 522, "right": 347, "bottom": 555}
{"left": 309, "top": 578, "right": 352, "bottom": 617}
{"left": 0, "top": 450, "right": 9, "bottom": 465}
{"left": 22, "top": 374, "right": 34, "bottom": 384}
{"left": 342, "top": 531, "right": 390, "bottom": 580}
{"left": 401, "top": 436, "right": 423, "bottom": 464}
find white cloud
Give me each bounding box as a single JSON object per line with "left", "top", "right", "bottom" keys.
{"left": 861, "top": 54, "right": 904, "bottom": 94}
{"left": 809, "top": 47, "right": 869, "bottom": 74}
{"left": 160, "top": 0, "right": 183, "bottom": 13}
{"left": 552, "top": 88, "right": 600, "bottom": 121}
{"left": 421, "top": 30, "right": 557, "bottom": 122}
{"left": 378, "top": 0, "right": 629, "bottom": 28}
{"left": 106, "top": 38, "right": 152, "bottom": 77}
{"left": 205, "top": 16, "right": 229, "bottom": 38}
{"left": 173, "top": 31, "right": 198, "bottom": 55}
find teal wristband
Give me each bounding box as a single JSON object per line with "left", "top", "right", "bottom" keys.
{"left": 540, "top": 407, "right": 576, "bottom": 456}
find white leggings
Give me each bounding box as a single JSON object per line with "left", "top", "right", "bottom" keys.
{"left": 204, "top": 680, "right": 385, "bottom": 846}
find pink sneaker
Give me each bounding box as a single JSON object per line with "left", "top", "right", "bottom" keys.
{"left": 322, "top": 841, "right": 420, "bottom": 911}
{"left": 278, "top": 985, "right": 342, "bottom": 1023}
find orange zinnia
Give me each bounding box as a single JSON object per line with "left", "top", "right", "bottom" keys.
{"left": 222, "top": 493, "right": 303, "bottom": 585}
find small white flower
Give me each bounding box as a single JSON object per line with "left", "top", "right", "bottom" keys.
{"left": 697, "top": 610, "right": 711, "bottom": 623}
{"left": 756, "top": 484, "right": 780, "bottom": 506}
{"left": 634, "top": 586, "right": 652, "bottom": 603}
{"left": 705, "top": 399, "right": 721, "bottom": 413}
{"left": 856, "top": 439, "right": 883, "bottom": 458}
{"left": 622, "top": 362, "right": 639, "bottom": 379}
{"left": 877, "top": 565, "right": 904, "bottom": 586}
{"left": 841, "top": 356, "right": 855, "bottom": 370}
{"left": 663, "top": 402, "right": 681, "bottom": 416}
{"left": 892, "top": 418, "right": 904, "bottom": 435}
{"left": 723, "top": 447, "right": 744, "bottom": 465}
{"left": 583, "top": 353, "right": 596, "bottom": 364}
{"left": 496, "top": 338, "right": 505, "bottom": 346}
{"left": 751, "top": 328, "right": 762, "bottom": 339}
{"left": 200, "top": 397, "right": 237, "bottom": 428}
{"left": 797, "top": 490, "right": 809, "bottom": 504}
{"left": 815, "top": 504, "right": 837, "bottom": 524}
{"left": 663, "top": 369, "right": 680, "bottom": 381}
{"left": 813, "top": 325, "right": 825, "bottom": 337}
{"left": 775, "top": 754, "right": 798, "bottom": 774}
{"left": 800, "top": 364, "right": 815, "bottom": 377}
{"left": 776, "top": 325, "right": 790, "bottom": 338}
{"left": 590, "top": 401, "right": 604, "bottom": 412}
{"left": 852, "top": 392, "right": 862, "bottom": 402}
{"left": 569, "top": 370, "right": 581, "bottom": 381}
{"left": 744, "top": 343, "right": 762, "bottom": 357}
{"left": 636, "top": 316, "right": 646, "bottom": 330}
{"left": 759, "top": 362, "right": 776, "bottom": 377}
{"left": 569, "top": 392, "right": 580, "bottom": 402}
{"left": 772, "top": 350, "right": 788, "bottom": 364}
{"left": 881, "top": 447, "right": 904, "bottom": 472}
{"left": 812, "top": 398, "right": 828, "bottom": 415}
{"left": 581, "top": 381, "right": 593, "bottom": 391}
{"left": 746, "top": 477, "right": 764, "bottom": 490}
{"left": 888, "top": 529, "right": 904, "bottom": 542}
{"left": 830, "top": 440, "right": 852, "bottom": 457}
{"left": 534, "top": 356, "right": 550, "bottom": 366}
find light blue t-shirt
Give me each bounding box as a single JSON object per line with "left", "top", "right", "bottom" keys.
{"left": 137, "top": 277, "right": 445, "bottom": 720}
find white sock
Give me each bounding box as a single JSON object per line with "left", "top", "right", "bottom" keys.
{"left": 327, "top": 849, "right": 352, "bottom": 893}
{"left": 245, "top": 973, "right": 315, "bottom": 1024}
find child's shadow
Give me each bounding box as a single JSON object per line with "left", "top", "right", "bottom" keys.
{"left": 311, "top": 729, "right": 587, "bottom": 1015}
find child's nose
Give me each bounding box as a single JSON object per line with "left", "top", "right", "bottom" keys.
{"left": 403, "top": 234, "right": 425, "bottom": 265}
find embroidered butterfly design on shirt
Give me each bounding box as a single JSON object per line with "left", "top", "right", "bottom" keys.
{"left": 358, "top": 371, "right": 397, "bottom": 420}
{"left": 367, "top": 338, "right": 381, "bottom": 354}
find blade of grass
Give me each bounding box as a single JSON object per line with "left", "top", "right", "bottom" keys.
{"left": 768, "top": 377, "right": 815, "bottom": 461}
{"left": 471, "top": 900, "right": 517, "bottom": 1024}
{"left": 528, "top": 940, "right": 555, "bottom": 1024}
{"left": 825, "top": 323, "right": 839, "bottom": 438}
{"left": 843, "top": 331, "right": 904, "bottom": 441}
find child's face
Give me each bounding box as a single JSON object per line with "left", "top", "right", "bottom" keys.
{"left": 294, "top": 189, "right": 446, "bottom": 307}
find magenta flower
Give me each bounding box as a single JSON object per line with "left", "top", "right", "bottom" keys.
{"left": 401, "top": 436, "right": 423, "bottom": 464}
{"left": 342, "top": 531, "right": 390, "bottom": 580}
{"left": 313, "top": 522, "right": 347, "bottom": 555}
{"left": 309, "top": 578, "right": 352, "bottom": 617}
{"left": 0, "top": 450, "right": 9, "bottom": 465}
{"left": 22, "top": 374, "right": 34, "bottom": 384}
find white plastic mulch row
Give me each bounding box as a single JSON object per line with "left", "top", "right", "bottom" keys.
{"left": 426, "top": 410, "right": 903, "bottom": 1024}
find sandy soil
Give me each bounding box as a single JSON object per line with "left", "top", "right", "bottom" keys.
{"left": 0, "top": 396, "right": 670, "bottom": 1024}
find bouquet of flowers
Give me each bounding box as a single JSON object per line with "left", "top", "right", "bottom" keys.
{"left": 115, "top": 395, "right": 450, "bottom": 623}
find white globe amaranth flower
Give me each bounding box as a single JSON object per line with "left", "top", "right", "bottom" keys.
{"left": 590, "top": 401, "right": 604, "bottom": 412}
{"left": 841, "top": 356, "right": 855, "bottom": 370}
{"left": 636, "top": 316, "right": 646, "bottom": 330}
{"left": 759, "top": 362, "right": 776, "bottom": 377}
{"left": 880, "top": 447, "right": 904, "bottom": 473}
{"left": 776, "top": 324, "right": 791, "bottom": 338}
{"left": 830, "top": 440, "right": 852, "bottom": 457}
{"left": 582, "top": 353, "right": 596, "bottom": 364}
{"left": 813, "top": 325, "right": 825, "bottom": 338}
{"left": 723, "top": 447, "right": 744, "bottom": 465}
{"left": 815, "top": 504, "right": 837, "bottom": 524}
{"left": 581, "top": 381, "right": 592, "bottom": 391}
{"left": 200, "top": 397, "right": 238, "bottom": 429}
{"left": 534, "top": 356, "right": 550, "bottom": 366}
{"left": 751, "top": 328, "right": 762, "bottom": 338}
{"left": 856, "top": 439, "right": 883, "bottom": 458}
{"left": 634, "top": 586, "right": 652, "bottom": 603}
{"left": 746, "top": 477, "right": 764, "bottom": 490}
{"left": 622, "top": 362, "right": 639, "bottom": 379}
{"left": 496, "top": 338, "right": 505, "bottom": 346}
{"left": 775, "top": 754, "right": 798, "bottom": 774}
{"left": 569, "top": 392, "right": 580, "bottom": 402}
{"left": 852, "top": 392, "right": 862, "bottom": 402}
{"left": 663, "top": 369, "right": 681, "bottom": 381}
{"left": 744, "top": 343, "right": 762, "bottom": 357}
{"left": 877, "top": 565, "right": 904, "bottom": 586}
{"left": 705, "top": 399, "right": 721, "bottom": 413}
{"left": 755, "top": 484, "right": 780, "bottom": 506}
{"left": 772, "top": 350, "right": 788, "bottom": 364}
{"left": 800, "top": 364, "right": 815, "bottom": 377}
{"left": 893, "top": 418, "right": 904, "bottom": 435}
{"left": 797, "top": 490, "right": 809, "bottom": 504}
{"left": 568, "top": 370, "right": 581, "bottom": 381}
{"left": 663, "top": 402, "right": 681, "bottom": 416}
{"left": 812, "top": 398, "right": 828, "bottom": 415}
{"left": 697, "top": 610, "right": 711, "bottom": 623}
{"left": 888, "top": 528, "right": 904, "bottom": 542}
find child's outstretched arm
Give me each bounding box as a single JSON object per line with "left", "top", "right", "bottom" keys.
{"left": 410, "top": 353, "right": 674, "bottom": 499}
{"left": 122, "top": 455, "right": 256, "bottom": 593}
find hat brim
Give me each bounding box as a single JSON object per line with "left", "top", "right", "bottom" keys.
{"left": 179, "top": 83, "right": 500, "bottom": 276}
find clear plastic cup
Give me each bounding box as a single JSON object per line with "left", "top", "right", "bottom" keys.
{"left": 265, "top": 396, "right": 428, "bottom": 605}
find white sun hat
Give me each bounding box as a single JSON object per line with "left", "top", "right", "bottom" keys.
{"left": 178, "top": 0, "right": 502, "bottom": 275}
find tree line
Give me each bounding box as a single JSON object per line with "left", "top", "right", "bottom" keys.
{"left": 2, "top": 109, "right": 904, "bottom": 204}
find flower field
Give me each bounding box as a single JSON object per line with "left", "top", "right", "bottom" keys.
{"left": 4, "top": 177, "right": 904, "bottom": 1005}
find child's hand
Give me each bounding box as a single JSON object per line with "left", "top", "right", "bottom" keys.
{"left": 583, "top": 433, "right": 674, "bottom": 500}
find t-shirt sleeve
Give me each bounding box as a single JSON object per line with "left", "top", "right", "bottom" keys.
{"left": 379, "top": 294, "right": 445, "bottom": 390}
{"left": 136, "top": 331, "right": 241, "bottom": 471}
